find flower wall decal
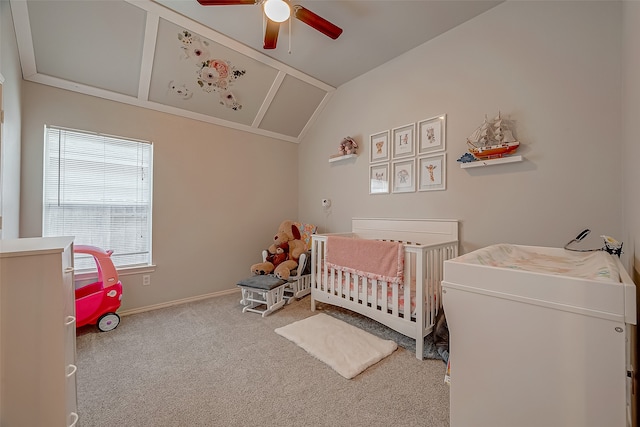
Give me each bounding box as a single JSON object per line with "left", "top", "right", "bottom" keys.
{"left": 171, "top": 30, "right": 246, "bottom": 111}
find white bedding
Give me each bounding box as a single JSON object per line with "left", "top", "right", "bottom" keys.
{"left": 452, "top": 244, "right": 620, "bottom": 283}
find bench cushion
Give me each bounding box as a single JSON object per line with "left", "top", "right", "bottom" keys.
{"left": 237, "top": 275, "right": 287, "bottom": 290}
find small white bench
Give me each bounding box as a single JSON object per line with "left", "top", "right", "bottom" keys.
{"left": 237, "top": 275, "right": 289, "bottom": 317}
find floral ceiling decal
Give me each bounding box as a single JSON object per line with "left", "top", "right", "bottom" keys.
{"left": 172, "top": 30, "right": 246, "bottom": 111}
{"left": 178, "top": 30, "right": 210, "bottom": 60}
{"left": 168, "top": 81, "right": 193, "bottom": 99}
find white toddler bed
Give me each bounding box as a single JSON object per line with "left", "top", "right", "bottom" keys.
{"left": 311, "top": 218, "right": 459, "bottom": 359}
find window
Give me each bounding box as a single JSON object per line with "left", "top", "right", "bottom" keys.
{"left": 43, "top": 126, "right": 153, "bottom": 271}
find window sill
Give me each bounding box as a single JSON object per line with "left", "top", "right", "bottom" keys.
{"left": 74, "top": 264, "right": 156, "bottom": 281}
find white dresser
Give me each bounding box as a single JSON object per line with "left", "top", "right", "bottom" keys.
{"left": 0, "top": 236, "right": 78, "bottom": 427}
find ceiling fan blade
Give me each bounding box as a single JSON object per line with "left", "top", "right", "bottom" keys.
{"left": 196, "top": 0, "right": 257, "bottom": 5}
{"left": 293, "top": 5, "right": 343, "bottom": 40}
{"left": 263, "top": 19, "right": 280, "bottom": 49}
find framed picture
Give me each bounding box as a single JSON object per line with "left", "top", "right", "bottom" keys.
{"left": 392, "top": 123, "right": 415, "bottom": 159}
{"left": 392, "top": 159, "right": 415, "bottom": 193}
{"left": 418, "top": 114, "right": 446, "bottom": 154}
{"left": 369, "top": 163, "right": 389, "bottom": 194}
{"left": 418, "top": 153, "right": 446, "bottom": 191}
{"left": 369, "top": 130, "right": 390, "bottom": 163}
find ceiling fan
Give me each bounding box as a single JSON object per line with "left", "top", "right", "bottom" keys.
{"left": 196, "top": 0, "right": 343, "bottom": 49}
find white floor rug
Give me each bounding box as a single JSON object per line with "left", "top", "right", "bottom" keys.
{"left": 275, "top": 313, "right": 397, "bottom": 379}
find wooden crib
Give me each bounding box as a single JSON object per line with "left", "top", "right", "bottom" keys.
{"left": 311, "top": 218, "right": 459, "bottom": 359}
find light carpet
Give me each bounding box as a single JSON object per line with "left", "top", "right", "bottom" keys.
{"left": 275, "top": 313, "right": 397, "bottom": 379}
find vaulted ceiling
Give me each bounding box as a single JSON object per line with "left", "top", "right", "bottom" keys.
{"left": 11, "top": 0, "right": 501, "bottom": 143}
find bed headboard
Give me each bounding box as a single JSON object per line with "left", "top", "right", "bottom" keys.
{"left": 351, "top": 218, "right": 458, "bottom": 246}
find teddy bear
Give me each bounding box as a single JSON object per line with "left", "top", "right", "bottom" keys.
{"left": 251, "top": 220, "right": 307, "bottom": 279}
{"left": 338, "top": 136, "right": 358, "bottom": 155}
{"left": 265, "top": 241, "right": 289, "bottom": 269}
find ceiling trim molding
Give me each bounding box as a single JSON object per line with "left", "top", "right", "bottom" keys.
{"left": 26, "top": 73, "right": 146, "bottom": 109}
{"left": 296, "top": 90, "right": 333, "bottom": 141}
{"left": 10, "top": 0, "right": 37, "bottom": 78}
{"left": 138, "top": 12, "right": 160, "bottom": 101}
{"left": 253, "top": 70, "right": 286, "bottom": 128}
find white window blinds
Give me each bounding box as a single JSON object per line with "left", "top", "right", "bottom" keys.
{"left": 43, "top": 126, "right": 153, "bottom": 271}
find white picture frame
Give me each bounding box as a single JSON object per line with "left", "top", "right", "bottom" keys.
{"left": 392, "top": 159, "right": 415, "bottom": 193}
{"left": 369, "top": 163, "right": 390, "bottom": 194}
{"left": 418, "top": 114, "right": 446, "bottom": 154}
{"left": 391, "top": 123, "right": 415, "bottom": 159}
{"left": 369, "top": 130, "right": 390, "bottom": 163}
{"left": 418, "top": 153, "right": 446, "bottom": 191}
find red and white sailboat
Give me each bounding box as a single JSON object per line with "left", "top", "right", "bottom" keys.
{"left": 467, "top": 112, "right": 520, "bottom": 160}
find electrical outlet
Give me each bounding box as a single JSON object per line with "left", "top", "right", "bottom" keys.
{"left": 142, "top": 275, "right": 151, "bottom": 286}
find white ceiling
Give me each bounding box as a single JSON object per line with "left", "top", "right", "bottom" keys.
{"left": 11, "top": 0, "right": 502, "bottom": 143}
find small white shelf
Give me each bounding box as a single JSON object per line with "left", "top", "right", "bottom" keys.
{"left": 460, "top": 155, "right": 523, "bottom": 169}
{"left": 328, "top": 154, "right": 357, "bottom": 163}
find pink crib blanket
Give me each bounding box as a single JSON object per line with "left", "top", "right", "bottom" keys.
{"left": 325, "top": 235, "right": 404, "bottom": 284}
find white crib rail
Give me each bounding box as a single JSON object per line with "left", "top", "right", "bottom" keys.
{"left": 311, "top": 233, "right": 458, "bottom": 359}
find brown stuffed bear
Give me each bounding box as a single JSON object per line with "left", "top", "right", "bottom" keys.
{"left": 251, "top": 220, "right": 307, "bottom": 279}
{"left": 265, "top": 242, "right": 289, "bottom": 269}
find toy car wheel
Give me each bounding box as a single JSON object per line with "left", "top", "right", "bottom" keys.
{"left": 97, "top": 313, "right": 120, "bottom": 332}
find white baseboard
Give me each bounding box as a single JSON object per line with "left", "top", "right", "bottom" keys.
{"left": 118, "top": 288, "right": 240, "bottom": 317}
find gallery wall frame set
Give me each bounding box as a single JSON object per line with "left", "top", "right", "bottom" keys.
{"left": 369, "top": 114, "right": 447, "bottom": 194}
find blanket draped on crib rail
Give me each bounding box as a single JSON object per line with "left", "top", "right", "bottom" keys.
{"left": 325, "top": 235, "right": 404, "bottom": 284}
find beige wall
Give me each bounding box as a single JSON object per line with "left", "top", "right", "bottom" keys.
{"left": 622, "top": 1, "right": 640, "bottom": 282}
{"left": 20, "top": 83, "right": 299, "bottom": 311}
{"left": 0, "top": 1, "right": 22, "bottom": 239}
{"left": 299, "top": 1, "right": 625, "bottom": 256}
{"left": 9, "top": 0, "right": 640, "bottom": 312}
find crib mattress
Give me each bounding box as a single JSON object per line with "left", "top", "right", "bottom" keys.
{"left": 443, "top": 244, "right": 635, "bottom": 324}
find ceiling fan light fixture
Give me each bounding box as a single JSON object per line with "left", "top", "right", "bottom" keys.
{"left": 263, "top": 0, "right": 290, "bottom": 23}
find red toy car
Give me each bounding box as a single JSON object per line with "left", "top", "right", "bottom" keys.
{"left": 74, "top": 245, "right": 123, "bottom": 332}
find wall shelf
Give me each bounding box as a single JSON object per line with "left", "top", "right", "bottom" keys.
{"left": 460, "top": 155, "right": 523, "bottom": 169}
{"left": 328, "top": 154, "right": 357, "bottom": 163}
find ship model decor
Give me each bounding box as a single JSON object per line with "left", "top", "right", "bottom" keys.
{"left": 464, "top": 111, "right": 520, "bottom": 161}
